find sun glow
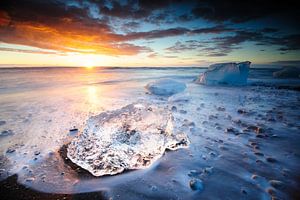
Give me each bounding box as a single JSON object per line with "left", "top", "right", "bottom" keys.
{"left": 83, "top": 60, "right": 95, "bottom": 69}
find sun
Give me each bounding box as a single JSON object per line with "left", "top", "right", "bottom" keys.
{"left": 83, "top": 61, "right": 95, "bottom": 69}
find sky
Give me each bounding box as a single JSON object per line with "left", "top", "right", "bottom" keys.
{"left": 0, "top": 0, "right": 299, "bottom": 67}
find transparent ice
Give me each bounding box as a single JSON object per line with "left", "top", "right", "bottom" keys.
{"left": 67, "top": 103, "right": 189, "bottom": 176}
{"left": 196, "top": 61, "right": 251, "bottom": 86}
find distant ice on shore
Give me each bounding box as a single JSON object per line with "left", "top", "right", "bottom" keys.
{"left": 196, "top": 61, "right": 251, "bottom": 86}
{"left": 145, "top": 79, "right": 186, "bottom": 96}
{"left": 273, "top": 66, "right": 300, "bottom": 78}
{"left": 67, "top": 103, "right": 189, "bottom": 176}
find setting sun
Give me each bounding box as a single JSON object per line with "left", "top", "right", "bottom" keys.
{"left": 83, "top": 61, "right": 95, "bottom": 69}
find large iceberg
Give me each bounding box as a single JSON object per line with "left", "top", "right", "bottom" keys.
{"left": 67, "top": 103, "right": 189, "bottom": 176}
{"left": 273, "top": 67, "right": 300, "bottom": 78}
{"left": 145, "top": 79, "right": 186, "bottom": 96}
{"left": 196, "top": 61, "right": 251, "bottom": 86}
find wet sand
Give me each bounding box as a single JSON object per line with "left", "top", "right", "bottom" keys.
{"left": 0, "top": 175, "right": 106, "bottom": 200}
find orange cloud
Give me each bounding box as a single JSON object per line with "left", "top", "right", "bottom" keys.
{"left": 0, "top": 11, "right": 10, "bottom": 26}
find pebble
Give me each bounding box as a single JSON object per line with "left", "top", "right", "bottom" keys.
{"left": 25, "top": 177, "right": 35, "bottom": 182}
{"left": 251, "top": 174, "right": 258, "bottom": 180}
{"left": 188, "top": 170, "right": 201, "bottom": 177}
{"left": 237, "top": 109, "right": 247, "bottom": 114}
{"left": 225, "top": 127, "right": 240, "bottom": 135}
{"left": 216, "top": 107, "right": 225, "bottom": 111}
{"left": 171, "top": 106, "right": 177, "bottom": 112}
{"left": 203, "top": 167, "right": 213, "bottom": 174}
{"left": 0, "top": 121, "right": 6, "bottom": 126}
{"left": 34, "top": 151, "right": 40, "bottom": 156}
{"left": 241, "top": 188, "right": 247, "bottom": 194}
{"left": 266, "top": 187, "right": 276, "bottom": 196}
{"left": 69, "top": 128, "right": 78, "bottom": 135}
{"left": 269, "top": 180, "right": 283, "bottom": 189}
{"left": 179, "top": 110, "right": 187, "bottom": 114}
{"left": 6, "top": 148, "right": 15, "bottom": 154}
{"left": 254, "top": 152, "right": 264, "bottom": 156}
{"left": 189, "top": 179, "right": 204, "bottom": 191}
{"left": 266, "top": 157, "right": 277, "bottom": 163}
{"left": 0, "top": 130, "right": 14, "bottom": 137}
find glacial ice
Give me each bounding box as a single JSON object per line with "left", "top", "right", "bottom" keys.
{"left": 196, "top": 61, "right": 251, "bottom": 85}
{"left": 273, "top": 67, "right": 300, "bottom": 78}
{"left": 67, "top": 103, "right": 189, "bottom": 176}
{"left": 145, "top": 79, "right": 186, "bottom": 96}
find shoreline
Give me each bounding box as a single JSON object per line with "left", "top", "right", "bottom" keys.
{"left": 0, "top": 174, "right": 106, "bottom": 200}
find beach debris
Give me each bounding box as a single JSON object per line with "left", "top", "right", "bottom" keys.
{"left": 67, "top": 103, "right": 189, "bottom": 176}
{"left": 145, "top": 79, "right": 186, "bottom": 96}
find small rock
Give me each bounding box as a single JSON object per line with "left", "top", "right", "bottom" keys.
{"left": 179, "top": 110, "right": 187, "bottom": 114}
{"left": 171, "top": 106, "right": 177, "bottom": 112}
{"left": 188, "top": 122, "right": 195, "bottom": 127}
{"left": 34, "top": 151, "right": 40, "bottom": 156}
{"left": 0, "top": 121, "right": 6, "bottom": 126}
{"left": 225, "top": 127, "right": 240, "bottom": 135}
{"left": 217, "top": 107, "right": 225, "bottom": 111}
{"left": 189, "top": 179, "right": 204, "bottom": 191}
{"left": 6, "top": 148, "right": 15, "bottom": 154}
{"left": 241, "top": 188, "right": 247, "bottom": 194}
{"left": 69, "top": 128, "right": 78, "bottom": 134}
{"left": 0, "top": 130, "right": 14, "bottom": 137}
{"left": 256, "top": 134, "right": 265, "bottom": 138}
{"left": 266, "top": 187, "right": 276, "bottom": 196}
{"left": 203, "top": 167, "right": 213, "bottom": 174}
{"left": 150, "top": 185, "right": 158, "bottom": 191}
{"left": 188, "top": 170, "right": 201, "bottom": 177}
{"left": 254, "top": 152, "right": 264, "bottom": 156}
{"left": 25, "top": 177, "right": 35, "bottom": 182}
{"left": 251, "top": 174, "right": 258, "bottom": 180}
{"left": 237, "top": 109, "right": 247, "bottom": 114}
{"left": 269, "top": 180, "right": 283, "bottom": 189}
{"left": 266, "top": 157, "right": 277, "bottom": 163}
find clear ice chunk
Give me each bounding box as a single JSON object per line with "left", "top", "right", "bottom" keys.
{"left": 196, "top": 61, "right": 251, "bottom": 86}
{"left": 145, "top": 79, "right": 186, "bottom": 96}
{"left": 67, "top": 103, "right": 189, "bottom": 176}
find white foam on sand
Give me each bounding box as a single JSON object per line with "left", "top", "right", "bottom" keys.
{"left": 67, "top": 103, "right": 189, "bottom": 176}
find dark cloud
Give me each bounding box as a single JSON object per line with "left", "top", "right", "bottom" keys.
{"left": 190, "top": 0, "right": 300, "bottom": 23}
{"left": 167, "top": 30, "right": 300, "bottom": 57}
{"left": 271, "top": 60, "right": 300, "bottom": 66}
{"left": 0, "top": 0, "right": 152, "bottom": 55}
{"left": 166, "top": 41, "right": 204, "bottom": 53}
{"left": 276, "top": 34, "right": 300, "bottom": 51}
{"left": 122, "top": 26, "right": 232, "bottom": 41}
{"left": 207, "top": 52, "right": 227, "bottom": 57}
{"left": 261, "top": 28, "right": 278, "bottom": 33}
{"left": 0, "top": 0, "right": 299, "bottom": 58}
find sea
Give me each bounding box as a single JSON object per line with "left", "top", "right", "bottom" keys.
{"left": 0, "top": 67, "right": 299, "bottom": 200}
